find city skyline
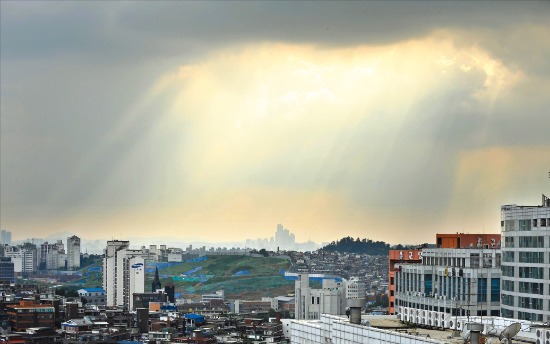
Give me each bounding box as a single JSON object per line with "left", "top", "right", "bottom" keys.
{"left": 1, "top": 2, "right": 549, "bottom": 244}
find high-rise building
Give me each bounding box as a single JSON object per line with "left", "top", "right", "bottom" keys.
{"left": 102, "top": 240, "right": 146, "bottom": 310}
{"left": 0, "top": 230, "right": 11, "bottom": 245}
{"left": 0, "top": 257, "right": 15, "bottom": 283}
{"left": 274, "top": 224, "right": 296, "bottom": 251}
{"left": 5, "top": 244, "right": 37, "bottom": 273}
{"left": 500, "top": 194, "right": 550, "bottom": 322}
{"left": 67, "top": 235, "right": 81, "bottom": 270}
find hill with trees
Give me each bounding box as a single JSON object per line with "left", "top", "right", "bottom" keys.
{"left": 321, "top": 236, "right": 390, "bottom": 255}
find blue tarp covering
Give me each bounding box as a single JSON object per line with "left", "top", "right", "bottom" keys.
{"left": 88, "top": 267, "right": 102, "bottom": 272}
{"left": 145, "top": 261, "right": 182, "bottom": 273}
{"left": 185, "top": 256, "right": 207, "bottom": 263}
{"left": 233, "top": 270, "right": 250, "bottom": 276}
{"left": 183, "top": 266, "right": 203, "bottom": 275}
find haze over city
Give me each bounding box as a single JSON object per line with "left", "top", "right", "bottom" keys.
{"left": 1, "top": 1, "right": 549, "bottom": 245}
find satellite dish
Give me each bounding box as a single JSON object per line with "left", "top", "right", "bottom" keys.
{"left": 499, "top": 322, "right": 521, "bottom": 343}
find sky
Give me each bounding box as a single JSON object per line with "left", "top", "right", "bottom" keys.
{"left": 1, "top": 1, "right": 549, "bottom": 246}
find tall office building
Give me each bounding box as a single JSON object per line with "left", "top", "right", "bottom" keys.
{"left": 66, "top": 235, "right": 81, "bottom": 270}
{"left": 500, "top": 194, "right": 550, "bottom": 322}
{"left": 102, "top": 240, "right": 146, "bottom": 310}
{"left": 275, "top": 224, "right": 296, "bottom": 250}
{"left": 0, "top": 257, "right": 15, "bottom": 283}
{"left": 0, "top": 230, "right": 11, "bottom": 245}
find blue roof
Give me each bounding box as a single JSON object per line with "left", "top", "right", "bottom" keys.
{"left": 81, "top": 288, "right": 105, "bottom": 293}
{"left": 185, "top": 313, "right": 205, "bottom": 321}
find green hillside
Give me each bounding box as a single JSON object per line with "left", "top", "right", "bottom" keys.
{"left": 66, "top": 255, "right": 293, "bottom": 300}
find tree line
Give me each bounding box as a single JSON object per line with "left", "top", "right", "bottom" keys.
{"left": 321, "top": 236, "right": 390, "bottom": 255}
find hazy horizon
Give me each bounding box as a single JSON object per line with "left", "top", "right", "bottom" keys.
{"left": 2, "top": 1, "right": 549, "bottom": 245}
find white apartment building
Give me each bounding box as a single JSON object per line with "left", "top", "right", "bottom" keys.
{"left": 500, "top": 195, "right": 550, "bottom": 322}
{"left": 202, "top": 289, "right": 225, "bottom": 302}
{"left": 102, "top": 240, "right": 146, "bottom": 310}
{"left": 5, "top": 245, "right": 37, "bottom": 273}
{"left": 67, "top": 235, "right": 81, "bottom": 270}
{"left": 295, "top": 274, "right": 365, "bottom": 320}
{"left": 346, "top": 277, "right": 366, "bottom": 299}
{"left": 394, "top": 247, "right": 501, "bottom": 322}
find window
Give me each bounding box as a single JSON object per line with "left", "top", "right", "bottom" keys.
{"left": 504, "top": 220, "right": 515, "bottom": 232}
{"left": 470, "top": 253, "right": 480, "bottom": 268}
{"left": 518, "top": 236, "right": 544, "bottom": 248}
{"left": 541, "top": 218, "right": 547, "bottom": 227}
{"left": 501, "top": 266, "right": 514, "bottom": 277}
{"left": 501, "top": 294, "right": 514, "bottom": 307}
{"left": 532, "top": 219, "right": 538, "bottom": 228}
{"left": 519, "top": 251, "right": 544, "bottom": 263}
{"left": 502, "top": 280, "right": 514, "bottom": 292}
{"left": 490, "top": 278, "right": 500, "bottom": 302}
{"left": 504, "top": 237, "right": 514, "bottom": 248}
{"left": 518, "top": 266, "right": 544, "bottom": 279}
{"left": 519, "top": 282, "right": 543, "bottom": 294}
{"left": 519, "top": 219, "right": 531, "bottom": 231}
{"left": 483, "top": 253, "right": 493, "bottom": 268}
{"left": 503, "top": 251, "right": 514, "bottom": 262}
{"left": 477, "top": 278, "right": 487, "bottom": 302}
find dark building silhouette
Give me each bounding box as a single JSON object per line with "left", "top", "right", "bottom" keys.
{"left": 164, "top": 282, "right": 175, "bottom": 303}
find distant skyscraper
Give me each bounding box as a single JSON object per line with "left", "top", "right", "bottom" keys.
{"left": 500, "top": 194, "right": 550, "bottom": 322}
{"left": 0, "top": 230, "right": 11, "bottom": 245}
{"left": 275, "top": 224, "right": 296, "bottom": 250}
{"left": 103, "top": 240, "right": 146, "bottom": 310}
{"left": 67, "top": 235, "right": 81, "bottom": 270}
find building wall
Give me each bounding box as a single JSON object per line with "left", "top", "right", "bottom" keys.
{"left": 295, "top": 274, "right": 351, "bottom": 320}
{"left": 394, "top": 248, "right": 501, "bottom": 319}
{"left": 0, "top": 257, "right": 15, "bottom": 283}
{"left": 6, "top": 301, "right": 55, "bottom": 331}
{"left": 67, "top": 235, "right": 81, "bottom": 270}
{"left": 500, "top": 199, "right": 550, "bottom": 322}
{"left": 436, "top": 233, "right": 501, "bottom": 249}
{"left": 103, "top": 240, "right": 147, "bottom": 310}
{"left": 388, "top": 249, "right": 422, "bottom": 315}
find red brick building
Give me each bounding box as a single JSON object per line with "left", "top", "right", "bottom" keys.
{"left": 6, "top": 300, "right": 55, "bottom": 331}
{"left": 436, "top": 233, "right": 501, "bottom": 249}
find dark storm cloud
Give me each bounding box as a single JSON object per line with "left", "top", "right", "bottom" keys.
{"left": 2, "top": 1, "right": 549, "bottom": 61}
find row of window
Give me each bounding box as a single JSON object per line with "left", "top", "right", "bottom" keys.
{"left": 503, "top": 251, "right": 546, "bottom": 263}
{"left": 518, "top": 266, "right": 544, "bottom": 279}
{"left": 502, "top": 236, "right": 545, "bottom": 248}
{"left": 502, "top": 266, "right": 546, "bottom": 279}
{"left": 518, "top": 282, "right": 544, "bottom": 294}
{"left": 502, "top": 218, "right": 550, "bottom": 231}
